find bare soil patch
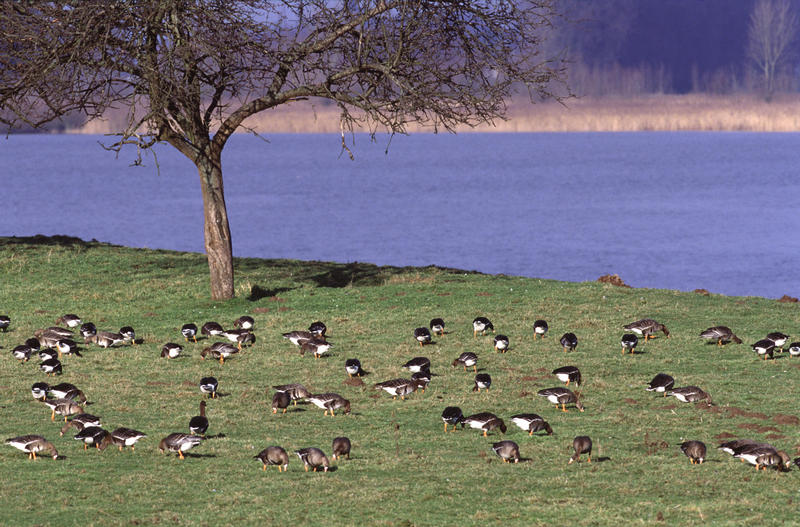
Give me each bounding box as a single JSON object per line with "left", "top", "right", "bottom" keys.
{"left": 597, "top": 274, "right": 630, "bottom": 287}
{"left": 774, "top": 414, "right": 800, "bottom": 426}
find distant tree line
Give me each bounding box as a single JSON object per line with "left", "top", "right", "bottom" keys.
{"left": 551, "top": 0, "right": 800, "bottom": 99}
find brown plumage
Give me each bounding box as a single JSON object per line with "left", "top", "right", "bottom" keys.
{"left": 700, "top": 326, "right": 742, "bottom": 346}
{"left": 569, "top": 436, "right": 592, "bottom": 464}
{"left": 272, "top": 391, "right": 290, "bottom": 414}
{"left": 492, "top": 440, "right": 520, "bottom": 463}
{"left": 255, "top": 446, "right": 289, "bottom": 472}
{"left": 680, "top": 441, "right": 707, "bottom": 464}
{"left": 332, "top": 437, "right": 351, "bottom": 460}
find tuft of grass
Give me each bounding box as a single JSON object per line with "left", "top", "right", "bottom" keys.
{"left": 0, "top": 235, "right": 798, "bottom": 526}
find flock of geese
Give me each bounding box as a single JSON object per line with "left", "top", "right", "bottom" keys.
{"left": 2, "top": 312, "right": 798, "bottom": 472}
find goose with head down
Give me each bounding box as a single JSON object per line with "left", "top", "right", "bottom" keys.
{"left": 623, "top": 319, "right": 669, "bottom": 341}
{"left": 700, "top": 326, "right": 742, "bottom": 346}
{"left": 462, "top": 412, "right": 506, "bottom": 437}
{"left": 646, "top": 373, "right": 675, "bottom": 396}
{"left": 159, "top": 433, "right": 203, "bottom": 459}
{"left": 255, "top": 446, "right": 289, "bottom": 472}
{"left": 492, "top": 441, "right": 520, "bottom": 463}
{"left": 307, "top": 393, "right": 350, "bottom": 416}
{"left": 667, "top": 386, "right": 712, "bottom": 405}
{"left": 680, "top": 441, "right": 707, "bottom": 464}
{"left": 510, "top": 414, "right": 553, "bottom": 436}
{"left": 295, "top": 447, "right": 330, "bottom": 472}
{"left": 5, "top": 435, "right": 58, "bottom": 460}
{"left": 538, "top": 387, "right": 584, "bottom": 412}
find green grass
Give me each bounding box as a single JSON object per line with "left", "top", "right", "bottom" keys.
{"left": 1, "top": 235, "right": 799, "bottom": 526}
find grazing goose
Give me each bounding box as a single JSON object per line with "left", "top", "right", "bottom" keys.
{"left": 60, "top": 414, "right": 101, "bottom": 436}
{"left": 510, "top": 414, "right": 553, "bottom": 436}
{"left": 79, "top": 323, "right": 97, "bottom": 340}
{"left": 234, "top": 316, "right": 255, "bottom": 330}
{"left": 119, "top": 326, "right": 136, "bottom": 345}
{"left": 667, "top": 386, "right": 712, "bottom": 405}
{"left": 569, "top": 436, "right": 592, "bottom": 464}
{"left": 620, "top": 334, "right": 638, "bottom": 354}
{"left": 42, "top": 398, "right": 83, "bottom": 421}
{"left": 646, "top": 373, "right": 675, "bottom": 396}
{"left": 159, "top": 433, "right": 203, "bottom": 459}
{"left": 39, "top": 358, "right": 62, "bottom": 376}
{"left": 493, "top": 335, "right": 510, "bottom": 353}
{"left": 295, "top": 447, "right": 330, "bottom": 472}
{"left": 199, "top": 377, "right": 219, "bottom": 399}
{"left": 472, "top": 317, "right": 494, "bottom": 337}
{"left": 300, "top": 338, "right": 332, "bottom": 359}
{"left": 181, "top": 323, "right": 198, "bottom": 342}
{"left": 752, "top": 339, "right": 775, "bottom": 360}
{"left": 308, "top": 321, "right": 327, "bottom": 338}
{"left": 733, "top": 444, "right": 791, "bottom": 471}
{"left": 789, "top": 342, "right": 800, "bottom": 357}
{"left": 452, "top": 352, "right": 478, "bottom": 372}
{"left": 39, "top": 348, "right": 58, "bottom": 362}
{"left": 5, "top": 435, "right": 58, "bottom": 460}
{"left": 25, "top": 338, "right": 41, "bottom": 352}
{"left": 221, "top": 328, "right": 253, "bottom": 349}
{"left": 411, "top": 370, "right": 431, "bottom": 393}
{"left": 86, "top": 331, "right": 125, "bottom": 348}
{"left": 35, "top": 328, "right": 68, "bottom": 349}
{"left": 55, "top": 339, "right": 80, "bottom": 357}
{"left": 161, "top": 342, "right": 183, "bottom": 359}
{"left": 559, "top": 333, "right": 578, "bottom": 353}
{"left": 552, "top": 366, "right": 581, "bottom": 387}
{"left": 104, "top": 428, "right": 146, "bottom": 452}
{"left": 282, "top": 331, "right": 315, "bottom": 347}
{"left": 332, "top": 437, "right": 351, "bottom": 461}
{"left": 200, "top": 342, "right": 239, "bottom": 364}
{"left": 272, "top": 391, "right": 290, "bottom": 414}
{"left": 473, "top": 373, "right": 492, "bottom": 392}
{"left": 403, "top": 356, "right": 431, "bottom": 373}
{"left": 533, "top": 319, "right": 548, "bottom": 340}
{"left": 43, "top": 326, "right": 74, "bottom": 338}
{"left": 31, "top": 382, "right": 49, "bottom": 401}
{"left": 56, "top": 314, "right": 82, "bottom": 328}
{"left": 492, "top": 441, "right": 520, "bottom": 463}
{"left": 462, "top": 413, "right": 506, "bottom": 436}
{"left": 718, "top": 439, "right": 765, "bottom": 458}
{"left": 307, "top": 393, "right": 350, "bottom": 416}
{"left": 680, "top": 441, "right": 707, "bottom": 464}
{"left": 429, "top": 318, "right": 445, "bottom": 336}
{"left": 373, "top": 379, "right": 419, "bottom": 400}
{"left": 0, "top": 315, "right": 10, "bottom": 332}
{"left": 537, "top": 387, "right": 584, "bottom": 412}
{"left": 413, "top": 327, "right": 432, "bottom": 347}
{"left": 201, "top": 322, "right": 225, "bottom": 337}
{"left": 255, "top": 446, "right": 289, "bottom": 472}
{"left": 700, "top": 326, "right": 742, "bottom": 346}
{"left": 441, "top": 406, "right": 465, "bottom": 432}
{"left": 12, "top": 344, "right": 34, "bottom": 362}
{"left": 74, "top": 426, "right": 109, "bottom": 450}
{"left": 766, "top": 332, "right": 789, "bottom": 352}
{"left": 272, "top": 384, "right": 310, "bottom": 405}
{"left": 624, "top": 319, "right": 669, "bottom": 340}
{"left": 189, "top": 401, "right": 209, "bottom": 435}
{"left": 344, "top": 358, "right": 363, "bottom": 377}
{"left": 49, "top": 383, "right": 86, "bottom": 403}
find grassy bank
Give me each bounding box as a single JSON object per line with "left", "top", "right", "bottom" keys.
{"left": 1, "top": 236, "right": 799, "bottom": 526}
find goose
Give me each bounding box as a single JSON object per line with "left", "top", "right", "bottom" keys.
{"left": 452, "top": 352, "right": 478, "bottom": 372}
{"left": 31, "top": 382, "right": 49, "bottom": 401}
{"left": 559, "top": 333, "right": 578, "bottom": 352}
{"left": 161, "top": 343, "right": 183, "bottom": 359}
{"left": 86, "top": 331, "right": 124, "bottom": 348}
{"left": 5, "top": 435, "right": 58, "bottom": 460}
{"left": 411, "top": 370, "right": 431, "bottom": 392}
{"left": 472, "top": 317, "right": 494, "bottom": 337}
{"left": 403, "top": 356, "right": 430, "bottom": 373}
{"left": 200, "top": 342, "right": 239, "bottom": 364}
{"left": 25, "top": 338, "right": 41, "bottom": 352}
{"left": 0, "top": 315, "right": 10, "bottom": 332}
{"left": 373, "top": 379, "right": 419, "bottom": 400}
{"left": 42, "top": 398, "right": 83, "bottom": 421}
{"left": 473, "top": 373, "right": 491, "bottom": 392}
{"left": 429, "top": 318, "right": 445, "bottom": 336}
{"left": 56, "top": 314, "right": 81, "bottom": 328}
{"left": 189, "top": 401, "right": 209, "bottom": 435}
{"left": 699, "top": 326, "right": 742, "bottom": 346}
{"left": 35, "top": 328, "right": 68, "bottom": 349}
{"left": 159, "top": 433, "right": 203, "bottom": 459}
{"left": 441, "top": 406, "right": 464, "bottom": 432}
{"left": 789, "top": 342, "right": 800, "bottom": 357}
{"left": 537, "top": 387, "right": 584, "bottom": 412}
{"left": 332, "top": 437, "right": 351, "bottom": 461}
{"left": 300, "top": 338, "right": 332, "bottom": 359}
{"left": 272, "top": 384, "right": 310, "bottom": 405}
{"left": 104, "top": 428, "right": 146, "bottom": 452}
{"left": 620, "top": 334, "right": 638, "bottom": 354}
{"left": 308, "top": 321, "right": 327, "bottom": 338}
{"left": 510, "top": 414, "right": 553, "bottom": 436}
{"left": 201, "top": 322, "right": 225, "bottom": 337}
{"left": 462, "top": 413, "right": 506, "bottom": 437}
{"left": 295, "top": 447, "right": 329, "bottom": 472}
{"left": 181, "top": 323, "right": 198, "bottom": 342}
{"left": 533, "top": 319, "right": 548, "bottom": 340}
{"left": 492, "top": 441, "right": 520, "bottom": 463}
{"left": 272, "top": 391, "right": 290, "bottom": 414}
{"left": 60, "top": 414, "right": 101, "bottom": 436}
{"left": 552, "top": 366, "right": 581, "bottom": 386}
{"left": 413, "top": 327, "right": 432, "bottom": 346}
{"left": 79, "top": 322, "right": 97, "bottom": 340}
{"left": 493, "top": 335, "right": 509, "bottom": 353}
{"left": 39, "top": 348, "right": 58, "bottom": 362}
{"left": 119, "top": 326, "right": 136, "bottom": 345}
{"left": 255, "top": 446, "right": 289, "bottom": 472}
{"left": 42, "top": 326, "right": 74, "bottom": 338}
{"left": 55, "top": 339, "right": 80, "bottom": 357}
{"left": 282, "top": 331, "right": 315, "bottom": 347}
{"left": 307, "top": 393, "right": 350, "bottom": 416}
{"left": 234, "top": 316, "right": 255, "bottom": 330}
{"left": 680, "top": 441, "right": 707, "bottom": 464}
{"left": 718, "top": 439, "right": 765, "bottom": 457}
{"left": 623, "top": 319, "right": 669, "bottom": 340}
{"left": 199, "top": 377, "right": 219, "bottom": 399}
{"left": 733, "top": 444, "right": 791, "bottom": 471}
{"left": 646, "top": 373, "right": 675, "bottom": 395}
{"left": 344, "top": 358, "right": 362, "bottom": 377}
{"left": 766, "top": 332, "right": 789, "bottom": 352}
{"left": 73, "top": 426, "right": 109, "bottom": 450}
{"left": 49, "top": 383, "right": 86, "bottom": 403}
{"left": 667, "top": 386, "right": 712, "bottom": 404}
{"left": 569, "top": 436, "right": 592, "bottom": 464}
{"left": 752, "top": 339, "right": 775, "bottom": 360}
{"left": 221, "top": 328, "right": 253, "bottom": 349}
{"left": 39, "top": 358, "right": 62, "bottom": 376}
{"left": 11, "top": 344, "right": 33, "bottom": 362}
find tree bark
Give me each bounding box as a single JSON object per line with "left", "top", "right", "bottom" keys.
{"left": 196, "top": 151, "right": 234, "bottom": 300}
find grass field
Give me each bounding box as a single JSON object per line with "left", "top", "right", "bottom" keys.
{"left": 1, "top": 235, "right": 799, "bottom": 526}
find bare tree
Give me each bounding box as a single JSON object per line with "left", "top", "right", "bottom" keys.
{"left": 0, "top": 1, "right": 567, "bottom": 299}
{"left": 747, "top": 0, "right": 799, "bottom": 101}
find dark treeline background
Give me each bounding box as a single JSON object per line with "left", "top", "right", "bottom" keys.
{"left": 552, "top": 0, "right": 800, "bottom": 96}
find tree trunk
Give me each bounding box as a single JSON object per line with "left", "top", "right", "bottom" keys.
{"left": 196, "top": 151, "right": 235, "bottom": 300}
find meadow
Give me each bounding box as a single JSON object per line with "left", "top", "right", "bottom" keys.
{"left": 1, "top": 235, "right": 798, "bottom": 526}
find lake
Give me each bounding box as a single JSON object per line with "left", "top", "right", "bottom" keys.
{"left": 2, "top": 132, "right": 798, "bottom": 299}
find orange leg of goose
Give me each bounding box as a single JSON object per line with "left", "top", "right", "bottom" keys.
{"left": 262, "top": 464, "right": 267, "bottom": 471}
{"left": 304, "top": 465, "right": 309, "bottom": 472}
{"left": 282, "top": 408, "right": 287, "bottom": 414}
{"left": 561, "top": 404, "right": 567, "bottom": 412}
{"left": 473, "top": 365, "right": 477, "bottom": 373}
{"left": 119, "top": 446, "right": 123, "bottom": 452}
{"left": 51, "top": 410, "right": 56, "bottom": 421}
{"left": 32, "top": 452, "right": 37, "bottom": 460}
{"left": 483, "top": 430, "right": 488, "bottom": 437}
{"left": 179, "top": 451, "right": 185, "bottom": 460}
{"left": 587, "top": 456, "right": 591, "bottom": 463}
